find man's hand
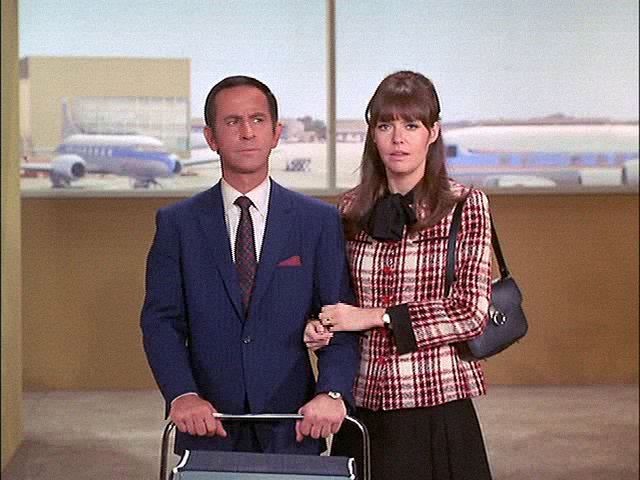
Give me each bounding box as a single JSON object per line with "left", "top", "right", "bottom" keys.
{"left": 169, "top": 394, "right": 227, "bottom": 438}
{"left": 295, "top": 393, "right": 347, "bottom": 442}
{"left": 304, "top": 320, "right": 333, "bottom": 351}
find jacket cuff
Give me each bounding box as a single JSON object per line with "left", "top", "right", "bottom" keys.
{"left": 388, "top": 304, "right": 418, "bottom": 355}
{"left": 315, "top": 385, "right": 356, "bottom": 414}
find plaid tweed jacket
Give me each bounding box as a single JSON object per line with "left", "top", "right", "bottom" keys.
{"left": 340, "top": 182, "right": 492, "bottom": 411}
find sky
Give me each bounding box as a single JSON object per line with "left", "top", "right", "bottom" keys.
{"left": 19, "top": 0, "right": 639, "bottom": 122}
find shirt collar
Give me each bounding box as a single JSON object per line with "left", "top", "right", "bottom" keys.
{"left": 221, "top": 176, "right": 271, "bottom": 219}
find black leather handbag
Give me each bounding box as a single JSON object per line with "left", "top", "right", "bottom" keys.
{"left": 445, "top": 198, "right": 528, "bottom": 360}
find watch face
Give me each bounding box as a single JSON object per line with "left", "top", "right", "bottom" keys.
{"left": 328, "top": 391, "right": 342, "bottom": 400}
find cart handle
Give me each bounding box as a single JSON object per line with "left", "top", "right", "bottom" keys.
{"left": 160, "top": 413, "right": 370, "bottom": 480}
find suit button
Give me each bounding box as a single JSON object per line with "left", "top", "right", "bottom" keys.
{"left": 242, "top": 336, "right": 252, "bottom": 344}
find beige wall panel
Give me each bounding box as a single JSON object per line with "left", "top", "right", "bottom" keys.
{"left": 482, "top": 194, "right": 639, "bottom": 384}
{"left": 21, "top": 194, "right": 639, "bottom": 390}
{"left": 22, "top": 198, "right": 175, "bottom": 390}
{"left": 25, "top": 56, "right": 190, "bottom": 151}
{"left": 2, "top": 0, "right": 24, "bottom": 470}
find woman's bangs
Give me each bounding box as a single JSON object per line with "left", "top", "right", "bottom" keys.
{"left": 374, "top": 94, "right": 430, "bottom": 125}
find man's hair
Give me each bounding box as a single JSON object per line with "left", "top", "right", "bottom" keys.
{"left": 204, "top": 76, "right": 279, "bottom": 131}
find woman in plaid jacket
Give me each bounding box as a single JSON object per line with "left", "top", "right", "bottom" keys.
{"left": 305, "top": 71, "right": 493, "bottom": 479}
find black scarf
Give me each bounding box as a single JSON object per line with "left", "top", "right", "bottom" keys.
{"left": 363, "top": 189, "right": 417, "bottom": 241}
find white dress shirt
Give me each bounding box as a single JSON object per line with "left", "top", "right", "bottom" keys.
{"left": 221, "top": 176, "right": 271, "bottom": 262}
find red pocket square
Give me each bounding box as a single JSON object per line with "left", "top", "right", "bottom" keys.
{"left": 277, "top": 255, "right": 302, "bottom": 267}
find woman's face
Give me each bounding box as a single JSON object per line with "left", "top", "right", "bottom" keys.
{"left": 373, "top": 117, "right": 439, "bottom": 189}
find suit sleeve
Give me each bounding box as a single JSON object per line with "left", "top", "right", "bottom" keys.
{"left": 140, "top": 208, "right": 199, "bottom": 410}
{"left": 312, "top": 208, "right": 360, "bottom": 409}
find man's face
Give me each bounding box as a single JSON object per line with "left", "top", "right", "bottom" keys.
{"left": 204, "top": 85, "right": 282, "bottom": 179}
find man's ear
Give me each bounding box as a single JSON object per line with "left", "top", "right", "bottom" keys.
{"left": 271, "top": 122, "right": 283, "bottom": 149}
{"left": 204, "top": 126, "right": 218, "bottom": 152}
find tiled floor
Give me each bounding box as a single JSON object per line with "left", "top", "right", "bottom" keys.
{"left": 3, "top": 385, "right": 638, "bottom": 479}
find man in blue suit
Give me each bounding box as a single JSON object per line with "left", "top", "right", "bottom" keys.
{"left": 141, "top": 76, "right": 359, "bottom": 455}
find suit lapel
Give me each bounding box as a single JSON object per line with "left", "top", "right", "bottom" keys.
{"left": 249, "top": 181, "right": 294, "bottom": 315}
{"left": 197, "top": 182, "right": 244, "bottom": 319}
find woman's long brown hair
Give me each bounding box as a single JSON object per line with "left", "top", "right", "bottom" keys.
{"left": 343, "top": 71, "right": 464, "bottom": 239}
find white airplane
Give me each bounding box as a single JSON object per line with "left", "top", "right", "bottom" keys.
{"left": 21, "top": 134, "right": 218, "bottom": 188}
{"left": 21, "top": 101, "right": 218, "bottom": 188}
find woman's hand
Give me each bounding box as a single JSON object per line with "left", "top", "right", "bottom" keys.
{"left": 318, "top": 303, "right": 385, "bottom": 332}
{"left": 304, "top": 320, "right": 333, "bottom": 352}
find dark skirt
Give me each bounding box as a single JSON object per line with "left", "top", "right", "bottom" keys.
{"left": 332, "top": 399, "right": 492, "bottom": 480}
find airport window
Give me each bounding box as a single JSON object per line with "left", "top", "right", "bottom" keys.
{"left": 18, "top": 0, "right": 639, "bottom": 195}
{"left": 335, "top": 0, "right": 638, "bottom": 192}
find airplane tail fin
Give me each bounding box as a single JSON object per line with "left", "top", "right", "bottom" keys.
{"left": 62, "top": 98, "right": 83, "bottom": 139}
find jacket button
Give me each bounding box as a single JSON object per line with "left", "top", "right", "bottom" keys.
{"left": 242, "top": 336, "right": 252, "bottom": 344}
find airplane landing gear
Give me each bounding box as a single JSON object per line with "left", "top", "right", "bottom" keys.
{"left": 132, "top": 178, "right": 162, "bottom": 189}
{"left": 50, "top": 172, "right": 72, "bottom": 188}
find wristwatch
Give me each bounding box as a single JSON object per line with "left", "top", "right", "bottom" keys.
{"left": 382, "top": 312, "right": 392, "bottom": 329}
{"left": 327, "top": 391, "right": 343, "bottom": 400}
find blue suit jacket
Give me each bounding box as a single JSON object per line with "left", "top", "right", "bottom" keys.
{"left": 141, "top": 180, "right": 359, "bottom": 454}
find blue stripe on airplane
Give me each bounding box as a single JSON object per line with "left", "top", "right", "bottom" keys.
{"left": 56, "top": 144, "right": 174, "bottom": 169}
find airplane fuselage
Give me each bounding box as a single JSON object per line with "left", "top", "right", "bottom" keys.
{"left": 57, "top": 134, "right": 179, "bottom": 180}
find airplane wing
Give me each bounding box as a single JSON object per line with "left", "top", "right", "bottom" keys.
{"left": 20, "top": 162, "right": 53, "bottom": 173}
{"left": 180, "top": 148, "right": 220, "bottom": 168}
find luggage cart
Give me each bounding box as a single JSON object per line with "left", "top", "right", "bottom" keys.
{"left": 160, "top": 413, "right": 370, "bottom": 480}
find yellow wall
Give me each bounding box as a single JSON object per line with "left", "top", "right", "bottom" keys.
{"left": 21, "top": 192, "right": 638, "bottom": 390}
{"left": 22, "top": 56, "right": 190, "bottom": 152}
{"left": 2, "top": 0, "right": 24, "bottom": 470}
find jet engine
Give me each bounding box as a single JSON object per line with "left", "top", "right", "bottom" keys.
{"left": 173, "top": 159, "right": 183, "bottom": 175}
{"left": 49, "top": 154, "right": 87, "bottom": 187}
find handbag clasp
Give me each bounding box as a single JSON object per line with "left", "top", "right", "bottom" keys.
{"left": 489, "top": 305, "right": 507, "bottom": 326}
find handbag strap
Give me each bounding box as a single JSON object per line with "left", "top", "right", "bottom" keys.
{"left": 445, "top": 195, "right": 510, "bottom": 297}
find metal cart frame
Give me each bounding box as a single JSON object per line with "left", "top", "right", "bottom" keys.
{"left": 160, "top": 413, "right": 370, "bottom": 480}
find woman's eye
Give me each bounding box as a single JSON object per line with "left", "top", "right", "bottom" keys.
{"left": 377, "top": 123, "right": 390, "bottom": 131}
{"left": 406, "top": 123, "right": 419, "bottom": 130}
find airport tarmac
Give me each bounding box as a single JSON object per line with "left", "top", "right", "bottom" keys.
{"left": 20, "top": 143, "right": 360, "bottom": 194}
{"left": 20, "top": 125, "right": 639, "bottom": 195}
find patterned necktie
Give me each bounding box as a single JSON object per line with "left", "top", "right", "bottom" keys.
{"left": 234, "top": 196, "right": 257, "bottom": 316}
